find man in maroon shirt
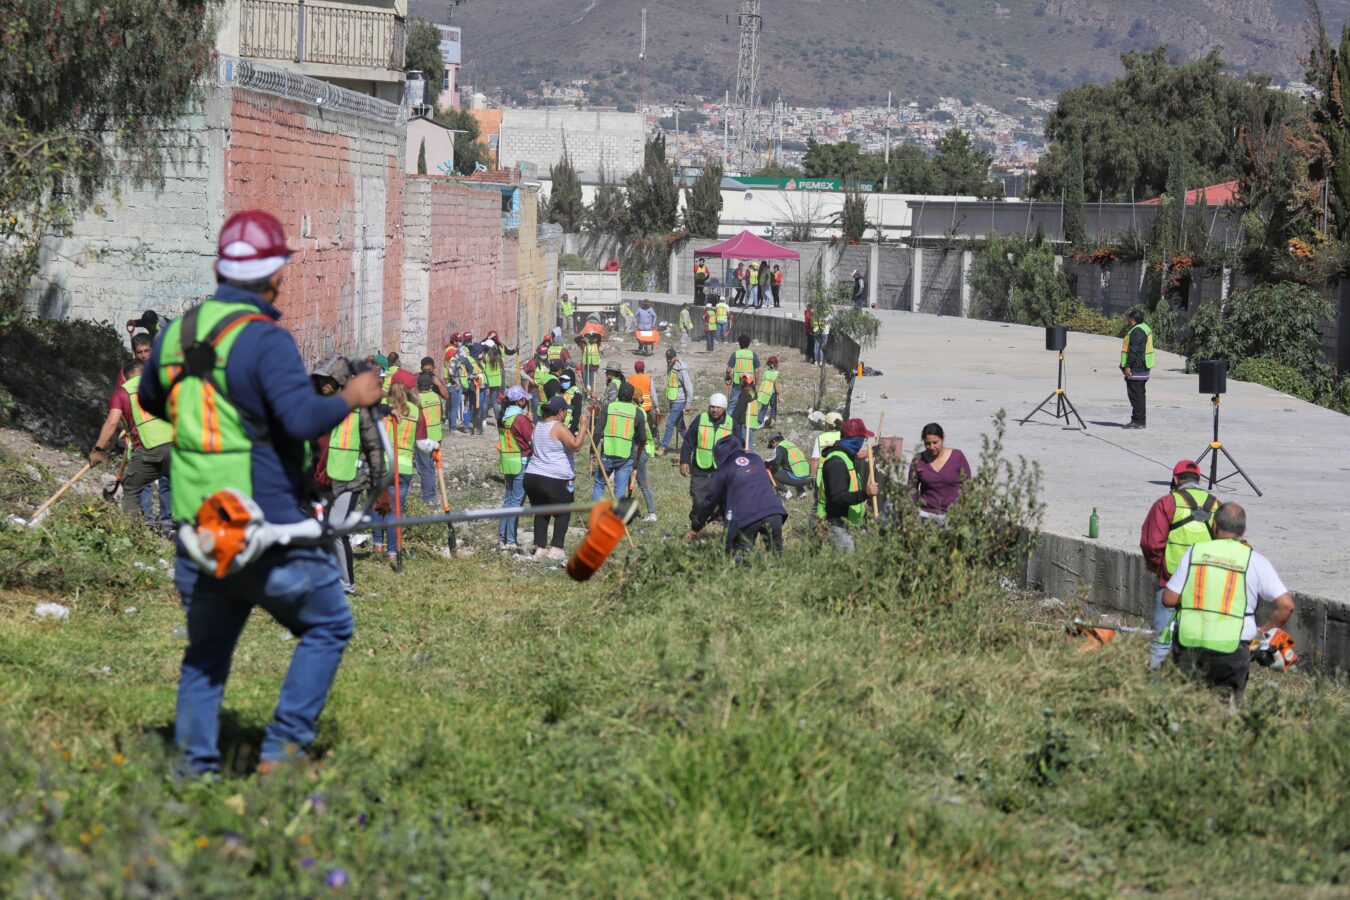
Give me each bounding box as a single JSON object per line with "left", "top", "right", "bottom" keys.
{"left": 90, "top": 359, "right": 172, "bottom": 530}
{"left": 1139, "top": 460, "right": 1219, "bottom": 669}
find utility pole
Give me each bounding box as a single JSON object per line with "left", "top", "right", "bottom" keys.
{"left": 882, "top": 90, "right": 892, "bottom": 193}
{"left": 638, "top": 1, "right": 647, "bottom": 110}
{"left": 732, "top": 0, "right": 762, "bottom": 174}
{"left": 723, "top": 89, "right": 730, "bottom": 171}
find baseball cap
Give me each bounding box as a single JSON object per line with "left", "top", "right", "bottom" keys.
{"left": 373, "top": 354, "right": 389, "bottom": 368}
{"left": 840, "top": 418, "right": 874, "bottom": 438}
{"left": 310, "top": 354, "right": 351, "bottom": 386}
{"left": 483, "top": 338, "right": 496, "bottom": 349}
{"left": 216, "top": 210, "right": 290, "bottom": 282}
{"left": 767, "top": 355, "right": 779, "bottom": 365}
{"left": 543, "top": 395, "right": 568, "bottom": 415}
{"left": 709, "top": 392, "right": 728, "bottom": 409}
{"left": 1173, "top": 459, "right": 1202, "bottom": 481}
{"left": 505, "top": 385, "right": 529, "bottom": 403}
{"left": 666, "top": 348, "right": 677, "bottom": 358}
{"left": 634, "top": 360, "right": 645, "bottom": 372}
{"left": 824, "top": 412, "right": 844, "bottom": 427}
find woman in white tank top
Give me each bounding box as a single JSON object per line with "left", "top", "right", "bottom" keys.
{"left": 523, "top": 396, "right": 590, "bottom": 559}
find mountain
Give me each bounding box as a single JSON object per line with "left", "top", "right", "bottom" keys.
{"left": 418, "top": 0, "right": 1350, "bottom": 110}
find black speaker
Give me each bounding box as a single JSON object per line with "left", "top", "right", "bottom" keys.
{"left": 1198, "top": 359, "right": 1228, "bottom": 395}
{"left": 1045, "top": 325, "right": 1067, "bottom": 352}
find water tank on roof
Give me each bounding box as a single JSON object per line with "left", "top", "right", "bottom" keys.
{"left": 404, "top": 71, "right": 426, "bottom": 109}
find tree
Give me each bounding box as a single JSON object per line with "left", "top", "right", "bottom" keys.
{"left": 837, "top": 189, "right": 869, "bottom": 243}
{"left": 883, "top": 144, "right": 933, "bottom": 193}
{"left": 752, "top": 164, "right": 802, "bottom": 178}
{"left": 1033, "top": 48, "right": 1258, "bottom": 202}
{"left": 1062, "top": 134, "right": 1086, "bottom": 244}
{"left": 587, "top": 160, "right": 628, "bottom": 238}
{"left": 1306, "top": 16, "right": 1350, "bottom": 243}
{"left": 969, "top": 233, "right": 1078, "bottom": 326}
{"left": 930, "top": 130, "right": 995, "bottom": 196}
{"left": 1164, "top": 132, "right": 1189, "bottom": 248}
{"left": 802, "top": 139, "right": 882, "bottom": 182}
{"left": 416, "top": 138, "right": 427, "bottom": 175}
{"left": 0, "top": 0, "right": 215, "bottom": 314}
{"left": 548, "top": 148, "right": 584, "bottom": 232}
{"left": 435, "top": 108, "right": 492, "bottom": 175}
{"left": 684, "top": 161, "right": 723, "bottom": 238}
{"left": 625, "top": 133, "right": 679, "bottom": 236}
{"left": 404, "top": 18, "right": 443, "bottom": 112}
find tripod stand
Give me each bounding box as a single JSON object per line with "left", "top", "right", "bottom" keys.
{"left": 1194, "top": 394, "right": 1262, "bottom": 496}
{"left": 1019, "top": 350, "right": 1085, "bottom": 429}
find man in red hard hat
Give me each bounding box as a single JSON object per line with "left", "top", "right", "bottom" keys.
{"left": 1139, "top": 459, "right": 1220, "bottom": 670}
{"left": 138, "top": 209, "right": 382, "bottom": 777}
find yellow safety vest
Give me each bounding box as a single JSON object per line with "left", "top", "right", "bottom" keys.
{"left": 498, "top": 410, "right": 523, "bottom": 475}
{"left": 1176, "top": 539, "right": 1252, "bottom": 653}
{"left": 732, "top": 348, "right": 755, "bottom": 378}
{"left": 693, "top": 412, "right": 732, "bottom": 470}
{"left": 815, "top": 449, "right": 865, "bottom": 525}
{"left": 1166, "top": 487, "right": 1218, "bottom": 575}
{"left": 122, "top": 375, "right": 174, "bottom": 449}
{"left": 419, "top": 390, "right": 444, "bottom": 442}
{"left": 326, "top": 409, "right": 361, "bottom": 483}
{"left": 602, "top": 401, "right": 638, "bottom": 458}
{"left": 384, "top": 402, "right": 418, "bottom": 476}
{"left": 757, "top": 369, "right": 779, "bottom": 405}
{"left": 1121, "top": 323, "right": 1155, "bottom": 369}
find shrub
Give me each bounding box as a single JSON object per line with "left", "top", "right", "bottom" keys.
{"left": 1061, "top": 299, "right": 1126, "bottom": 337}
{"left": 969, "top": 233, "right": 1078, "bottom": 326}
{"left": 1182, "top": 283, "right": 1333, "bottom": 394}
{"left": 1230, "top": 357, "right": 1315, "bottom": 401}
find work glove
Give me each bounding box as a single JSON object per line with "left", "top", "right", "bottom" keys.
{"left": 416, "top": 439, "right": 439, "bottom": 454}
{"left": 87, "top": 447, "right": 107, "bottom": 468}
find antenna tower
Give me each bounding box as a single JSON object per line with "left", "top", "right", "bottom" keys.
{"left": 732, "top": 0, "right": 762, "bottom": 174}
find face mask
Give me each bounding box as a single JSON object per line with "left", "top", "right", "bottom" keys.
{"left": 836, "top": 436, "right": 865, "bottom": 454}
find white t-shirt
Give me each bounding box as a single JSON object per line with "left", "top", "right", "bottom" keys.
{"left": 1165, "top": 543, "right": 1289, "bottom": 641}
{"left": 811, "top": 432, "right": 841, "bottom": 460}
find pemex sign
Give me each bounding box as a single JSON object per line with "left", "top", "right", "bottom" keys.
{"left": 737, "top": 177, "right": 876, "bottom": 193}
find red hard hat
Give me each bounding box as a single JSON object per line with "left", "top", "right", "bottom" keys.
{"left": 216, "top": 210, "right": 289, "bottom": 280}
{"left": 1173, "top": 459, "right": 1202, "bottom": 481}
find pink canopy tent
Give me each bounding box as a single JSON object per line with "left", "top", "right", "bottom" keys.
{"left": 693, "top": 230, "right": 801, "bottom": 308}
{"left": 694, "top": 230, "right": 800, "bottom": 261}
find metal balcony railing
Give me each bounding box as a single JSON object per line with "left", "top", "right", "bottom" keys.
{"left": 240, "top": 0, "right": 406, "bottom": 71}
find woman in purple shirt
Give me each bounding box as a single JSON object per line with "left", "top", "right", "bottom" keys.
{"left": 908, "top": 423, "right": 971, "bottom": 522}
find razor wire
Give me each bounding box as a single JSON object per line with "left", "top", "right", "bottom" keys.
{"left": 216, "top": 55, "right": 408, "bottom": 128}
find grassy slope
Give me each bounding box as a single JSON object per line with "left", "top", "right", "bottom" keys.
{"left": 2, "top": 354, "right": 1349, "bottom": 895}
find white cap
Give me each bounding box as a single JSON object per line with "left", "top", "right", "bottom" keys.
{"left": 482, "top": 338, "right": 496, "bottom": 348}
{"left": 709, "top": 392, "right": 728, "bottom": 409}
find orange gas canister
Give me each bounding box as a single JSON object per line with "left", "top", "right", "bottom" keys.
{"left": 567, "top": 502, "right": 627, "bottom": 582}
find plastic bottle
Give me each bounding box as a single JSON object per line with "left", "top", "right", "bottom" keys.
{"left": 1088, "top": 507, "right": 1099, "bottom": 539}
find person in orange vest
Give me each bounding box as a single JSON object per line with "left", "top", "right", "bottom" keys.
{"left": 694, "top": 257, "right": 710, "bottom": 305}
{"left": 771, "top": 264, "right": 784, "bottom": 308}
{"left": 627, "top": 359, "right": 657, "bottom": 416}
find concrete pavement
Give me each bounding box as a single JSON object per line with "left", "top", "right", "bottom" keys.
{"left": 628, "top": 290, "right": 1350, "bottom": 662}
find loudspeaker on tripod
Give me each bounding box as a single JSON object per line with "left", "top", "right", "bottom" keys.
{"left": 1198, "top": 359, "right": 1228, "bottom": 395}
{"left": 1045, "top": 325, "right": 1067, "bottom": 352}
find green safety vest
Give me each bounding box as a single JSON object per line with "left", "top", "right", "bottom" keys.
{"left": 620, "top": 303, "right": 633, "bottom": 319}
{"left": 535, "top": 370, "right": 558, "bottom": 396}
{"left": 680, "top": 309, "right": 693, "bottom": 331}
{"left": 1166, "top": 487, "right": 1218, "bottom": 575}
{"left": 732, "top": 348, "right": 755, "bottom": 378}
{"left": 482, "top": 356, "right": 504, "bottom": 388}
{"left": 818, "top": 430, "right": 840, "bottom": 456}
{"left": 602, "top": 401, "right": 638, "bottom": 458}
{"left": 1176, "top": 539, "right": 1252, "bottom": 653}
{"left": 547, "top": 344, "right": 564, "bottom": 362}
{"left": 666, "top": 366, "right": 681, "bottom": 401}
{"left": 1121, "top": 323, "right": 1155, "bottom": 369}
{"left": 443, "top": 349, "right": 458, "bottom": 383}
{"left": 498, "top": 410, "right": 524, "bottom": 475}
{"left": 382, "top": 366, "right": 400, "bottom": 395}
{"left": 780, "top": 438, "right": 809, "bottom": 478}
{"left": 121, "top": 375, "right": 174, "bottom": 450}
{"left": 744, "top": 391, "right": 760, "bottom": 429}
{"left": 757, "top": 369, "right": 779, "bottom": 406}
{"left": 562, "top": 386, "right": 579, "bottom": 428}
{"left": 384, "top": 402, "right": 418, "bottom": 476}
{"left": 155, "top": 299, "right": 273, "bottom": 522}
{"left": 715, "top": 302, "right": 729, "bottom": 324}
{"left": 560, "top": 298, "right": 573, "bottom": 316}
{"left": 326, "top": 409, "right": 361, "bottom": 483}
{"left": 694, "top": 412, "right": 732, "bottom": 470}
{"left": 816, "top": 448, "right": 865, "bottom": 525}
{"left": 583, "top": 343, "right": 601, "bottom": 366}
{"left": 457, "top": 353, "right": 475, "bottom": 390}
{"left": 419, "top": 390, "right": 444, "bottom": 442}
{"left": 749, "top": 267, "right": 759, "bottom": 285}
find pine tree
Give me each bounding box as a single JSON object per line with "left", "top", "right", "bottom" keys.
{"left": 683, "top": 161, "right": 723, "bottom": 237}
{"left": 548, "top": 147, "right": 585, "bottom": 232}
{"left": 1329, "top": 26, "right": 1350, "bottom": 242}
{"left": 1164, "top": 132, "right": 1189, "bottom": 252}
{"left": 416, "top": 138, "right": 427, "bottom": 175}
{"left": 1062, "top": 134, "right": 1087, "bottom": 245}
{"left": 625, "top": 133, "right": 680, "bottom": 236}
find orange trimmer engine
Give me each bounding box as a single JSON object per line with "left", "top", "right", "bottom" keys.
{"left": 189, "top": 489, "right": 267, "bottom": 578}
{"left": 567, "top": 499, "right": 636, "bottom": 582}
{"left": 1251, "top": 628, "right": 1297, "bottom": 672}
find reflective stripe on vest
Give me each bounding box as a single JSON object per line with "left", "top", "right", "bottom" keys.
{"left": 498, "top": 411, "right": 523, "bottom": 475}
{"left": 326, "top": 409, "right": 361, "bottom": 483}
{"left": 745, "top": 392, "right": 760, "bottom": 428}
{"left": 419, "top": 390, "right": 444, "bottom": 442}
{"left": 547, "top": 345, "right": 563, "bottom": 362}
{"left": 815, "top": 449, "right": 865, "bottom": 525}
{"left": 666, "top": 367, "right": 680, "bottom": 401}
{"left": 1166, "top": 487, "right": 1217, "bottom": 575}
{"left": 716, "top": 303, "right": 729, "bottom": 323}
{"left": 603, "top": 402, "right": 638, "bottom": 458}
{"left": 757, "top": 368, "right": 779, "bottom": 405}
{"left": 694, "top": 412, "right": 732, "bottom": 469}
{"left": 562, "top": 387, "right": 578, "bottom": 428}
{"left": 629, "top": 374, "right": 654, "bottom": 412}
{"left": 583, "top": 344, "right": 601, "bottom": 366}
{"left": 733, "top": 348, "right": 755, "bottom": 378}
{"left": 780, "top": 439, "right": 809, "bottom": 478}
{"left": 156, "top": 300, "right": 271, "bottom": 522}
{"left": 384, "top": 403, "right": 418, "bottom": 476}
{"left": 1121, "top": 323, "right": 1155, "bottom": 369}
{"left": 122, "top": 375, "right": 174, "bottom": 449}
{"left": 1176, "top": 539, "right": 1251, "bottom": 653}
{"left": 457, "top": 354, "right": 474, "bottom": 389}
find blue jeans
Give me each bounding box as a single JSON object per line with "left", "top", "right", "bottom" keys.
{"left": 750, "top": 285, "right": 760, "bottom": 306}
{"left": 591, "top": 455, "right": 634, "bottom": 501}
{"left": 1150, "top": 586, "right": 1175, "bottom": 670}
{"left": 727, "top": 387, "right": 742, "bottom": 418}
{"left": 499, "top": 472, "right": 525, "bottom": 544}
{"left": 448, "top": 385, "right": 462, "bottom": 430}
{"left": 662, "top": 400, "right": 687, "bottom": 448}
{"left": 172, "top": 546, "right": 353, "bottom": 774}
{"left": 777, "top": 470, "right": 813, "bottom": 489}
{"left": 373, "top": 474, "right": 410, "bottom": 552}
{"left": 635, "top": 450, "right": 655, "bottom": 514}
{"left": 717, "top": 322, "right": 729, "bottom": 343}
{"left": 813, "top": 333, "right": 828, "bottom": 364}
{"left": 414, "top": 446, "right": 438, "bottom": 503}
{"left": 461, "top": 386, "right": 477, "bottom": 430}
{"left": 705, "top": 330, "right": 716, "bottom": 351}
{"left": 137, "top": 473, "right": 172, "bottom": 528}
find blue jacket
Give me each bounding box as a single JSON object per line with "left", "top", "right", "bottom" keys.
{"left": 692, "top": 436, "right": 787, "bottom": 543}
{"left": 139, "top": 284, "right": 351, "bottom": 524}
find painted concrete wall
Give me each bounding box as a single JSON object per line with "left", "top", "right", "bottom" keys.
{"left": 498, "top": 108, "right": 645, "bottom": 180}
